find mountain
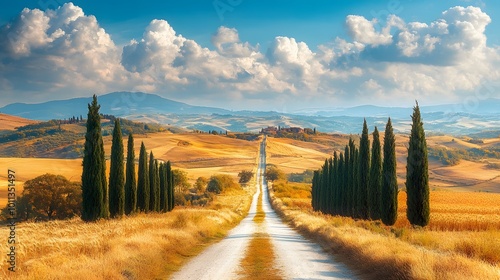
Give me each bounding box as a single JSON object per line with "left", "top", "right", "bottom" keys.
{"left": 1, "top": 92, "right": 499, "bottom": 135}
{"left": 0, "top": 92, "right": 230, "bottom": 120}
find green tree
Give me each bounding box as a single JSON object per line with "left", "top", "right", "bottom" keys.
{"left": 348, "top": 138, "right": 356, "bottom": 218}
{"left": 20, "top": 174, "right": 81, "bottom": 220}
{"left": 124, "top": 134, "right": 136, "bottom": 215}
{"left": 109, "top": 119, "right": 125, "bottom": 218}
{"left": 137, "top": 142, "right": 149, "bottom": 212}
{"left": 358, "top": 119, "right": 371, "bottom": 219}
{"left": 149, "top": 152, "right": 159, "bottom": 212}
{"left": 382, "top": 118, "right": 398, "bottom": 226}
{"left": 369, "top": 126, "right": 382, "bottom": 220}
{"left": 332, "top": 152, "right": 339, "bottom": 215}
{"left": 159, "top": 162, "right": 167, "bottom": 212}
{"left": 343, "top": 145, "right": 350, "bottom": 216}
{"left": 406, "top": 102, "right": 430, "bottom": 227}
{"left": 166, "top": 161, "right": 174, "bottom": 211}
{"left": 336, "top": 152, "right": 343, "bottom": 215}
{"left": 353, "top": 147, "right": 360, "bottom": 218}
{"left": 311, "top": 170, "right": 320, "bottom": 211}
{"left": 81, "top": 95, "right": 107, "bottom": 221}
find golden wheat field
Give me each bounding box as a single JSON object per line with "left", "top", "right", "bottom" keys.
{"left": 265, "top": 135, "right": 500, "bottom": 279}
{"left": 268, "top": 182, "right": 500, "bottom": 279}
{"left": 0, "top": 133, "right": 260, "bottom": 207}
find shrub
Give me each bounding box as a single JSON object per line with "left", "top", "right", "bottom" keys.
{"left": 265, "top": 166, "right": 285, "bottom": 182}
{"left": 207, "top": 174, "right": 239, "bottom": 194}
{"left": 238, "top": 170, "right": 254, "bottom": 184}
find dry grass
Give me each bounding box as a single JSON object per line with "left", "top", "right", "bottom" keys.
{"left": 0, "top": 158, "right": 84, "bottom": 207}
{"left": 395, "top": 191, "right": 500, "bottom": 231}
{"left": 0, "top": 133, "right": 260, "bottom": 208}
{"left": 108, "top": 132, "right": 260, "bottom": 185}
{"left": 239, "top": 181, "right": 282, "bottom": 280}
{"left": 0, "top": 132, "right": 260, "bottom": 279}
{"left": 0, "top": 114, "right": 39, "bottom": 131}
{"left": 0, "top": 187, "right": 253, "bottom": 280}
{"left": 238, "top": 233, "right": 283, "bottom": 280}
{"left": 267, "top": 181, "right": 500, "bottom": 279}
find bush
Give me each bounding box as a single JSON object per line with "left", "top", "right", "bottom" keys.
{"left": 265, "top": 166, "right": 286, "bottom": 182}
{"left": 173, "top": 170, "right": 191, "bottom": 192}
{"left": 288, "top": 169, "right": 314, "bottom": 183}
{"left": 195, "top": 177, "right": 209, "bottom": 192}
{"left": 238, "top": 170, "right": 254, "bottom": 184}
{"left": 207, "top": 174, "right": 239, "bottom": 194}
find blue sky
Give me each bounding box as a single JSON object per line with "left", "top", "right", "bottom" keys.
{"left": 1, "top": 1, "right": 500, "bottom": 111}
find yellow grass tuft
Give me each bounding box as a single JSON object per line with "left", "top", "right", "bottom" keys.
{"left": 238, "top": 233, "right": 283, "bottom": 280}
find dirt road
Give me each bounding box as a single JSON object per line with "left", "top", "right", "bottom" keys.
{"left": 171, "top": 138, "right": 355, "bottom": 279}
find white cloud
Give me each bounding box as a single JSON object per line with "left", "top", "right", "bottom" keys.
{"left": 211, "top": 26, "right": 257, "bottom": 58}
{"left": 0, "top": 3, "right": 130, "bottom": 103}
{"left": 1, "top": 4, "right": 500, "bottom": 110}
{"left": 346, "top": 15, "right": 393, "bottom": 46}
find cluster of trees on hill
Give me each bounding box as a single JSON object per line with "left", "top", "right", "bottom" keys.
{"left": 59, "top": 115, "right": 84, "bottom": 124}
{"left": 312, "top": 103, "right": 430, "bottom": 227}
{"left": 82, "top": 95, "right": 175, "bottom": 221}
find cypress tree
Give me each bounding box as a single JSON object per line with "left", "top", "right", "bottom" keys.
{"left": 369, "top": 126, "right": 382, "bottom": 220}
{"left": 338, "top": 152, "right": 344, "bottom": 216}
{"left": 332, "top": 152, "right": 339, "bottom": 215}
{"left": 109, "top": 119, "right": 125, "bottom": 218}
{"left": 328, "top": 157, "right": 334, "bottom": 214}
{"left": 382, "top": 118, "right": 398, "bottom": 226}
{"left": 343, "top": 145, "right": 350, "bottom": 216}
{"left": 125, "top": 134, "right": 137, "bottom": 215}
{"left": 348, "top": 139, "right": 356, "bottom": 218}
{"left": 81, "top": 95, "right": 106, "bottom": 221}
{"left": 166, "top": 161, "right": 174, "bottom": 211}
{"left": 137, "top": 142, "right": 149, "bottom": 212}
{"left": 406, "top": 102, "right": 430, "bottom": 227}
{"left": 312, "top": 170, "right": 319, "bottom": 211}
{"left": 358, "top": 119, "right": 371, "bottom": 220}
{"left": 321, "top": 159, "right": 329, "bottom": 213}
{"left": 353, "top": 148, "right": 360, "bottom": 218}
{"left": 149, "top": 152, "right": 159, "bottom": 212}
{"left": 159, "top": 162, "right": 167, "bottom": 212}
{"left": 154, "top": 160, "right": 161, "bottom": 212}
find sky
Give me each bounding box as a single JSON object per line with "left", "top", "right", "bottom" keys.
{"left": 1, "top": 0, "right": 500, "bottom": 112}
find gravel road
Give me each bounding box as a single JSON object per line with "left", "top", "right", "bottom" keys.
{"left": 170, "top": 138, "right": 355, "bottom": 280}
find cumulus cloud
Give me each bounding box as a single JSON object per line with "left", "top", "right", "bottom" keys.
{"left": 0, "top": 3, "right": 130, "bottom": 103}
{"left": 211, "top": 26, "right": 257, "bottom": 57}
{"left": 346, "top": 15, "right": 393, "bottom": 46}
{"left": 1, "top": 4, "right": 500, "bottom": 109}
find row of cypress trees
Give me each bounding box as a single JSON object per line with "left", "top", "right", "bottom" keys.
{"left": 134, "top": 141, "right": 175, "bottom": 214}
{"left": 82, "top": 95, "right": 174, "bottom": 222}
{"left": 311, "top": 103, "right": 429, "bottom": 227}
{"left": 311, "top": 118, "right": 398, "bottom": 225}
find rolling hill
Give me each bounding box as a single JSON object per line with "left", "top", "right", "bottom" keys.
{"left": 2, "top": 92, "right": 500, "bottom": 135}
{"left": 0, "top": 113, "right": 39, "bottom": 131}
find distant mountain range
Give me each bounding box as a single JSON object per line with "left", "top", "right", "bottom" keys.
{"left": 0, "top": 92, "right": 230, "bottom": 119}
{"left": 1, "top": 92, "right": 500, "bottom": 136}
